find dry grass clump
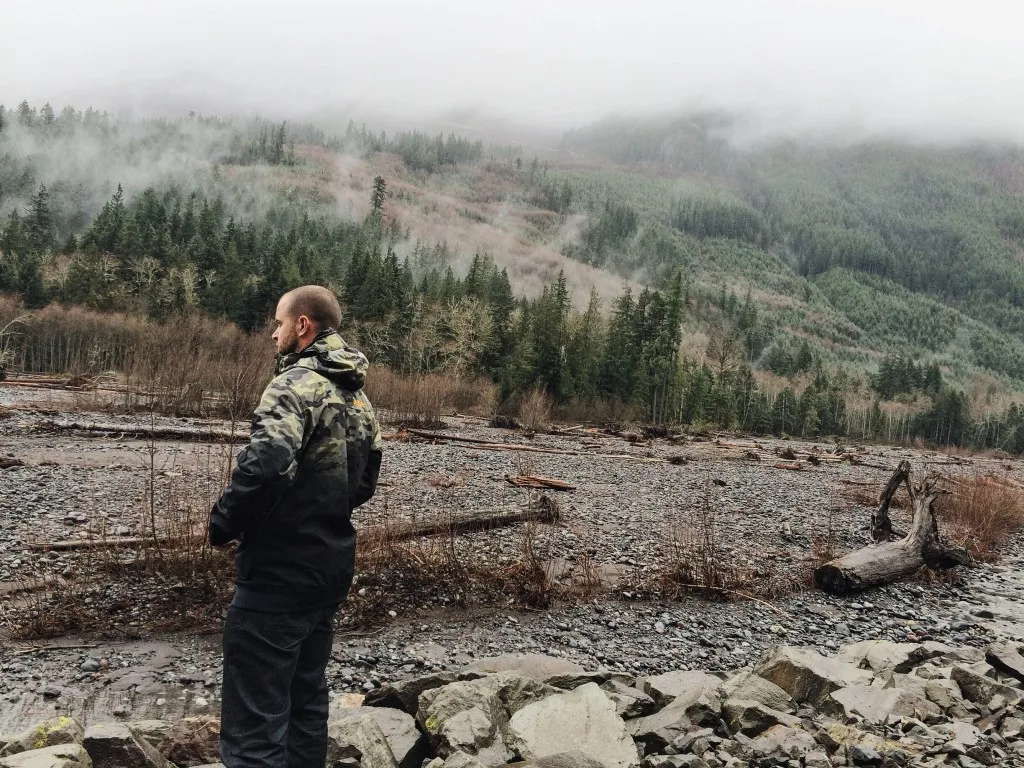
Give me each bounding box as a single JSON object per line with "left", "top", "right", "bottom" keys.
{"left": 657, "top": 490, "right": 787, "bottom": 601}
{"left": 365, "top": 365, "right": 497, "bottom": 427}
{"left": 935, "top": 473, "right": 1024, "bottom": 562}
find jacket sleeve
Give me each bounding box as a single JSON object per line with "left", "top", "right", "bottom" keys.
{"left": 352, "top": 408, "right": 383, "bottom": 510}
{"left": 210, "top": 375, "right": 307, "bottom": 545}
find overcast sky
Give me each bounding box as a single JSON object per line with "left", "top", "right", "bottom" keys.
{"left": 4, "top": 0, "right": 1024, "bottom": 141}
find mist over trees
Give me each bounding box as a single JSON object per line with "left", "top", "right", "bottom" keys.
{"left": 4, "top": 101, "right": 1024, "bottom": 453}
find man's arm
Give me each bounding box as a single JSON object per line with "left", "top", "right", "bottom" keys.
{"left": 352, "top": 408, "right": 383, "bottom": 509}
{"left": 209, "top": 375, "right": 307, "bottom": 545}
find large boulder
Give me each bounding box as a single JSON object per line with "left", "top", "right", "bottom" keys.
{"left": 82, "top": 724, "right": 166, "bottom": 768}
{"left": 754, "top": 646, "right": 872, "bottom": 707}
{"left": 326, "top": 711, "right": 399, "bottom": 768}
{"left": 599, "top": 680, "right": 657, "bottom": 720}
{"left": 721, "top": 700, "right": 801, "bottom": 737}
{"left": 986, "top": 643, "right": 1024, "bottom": 684}
{"left": 0, "top": 719, "right": 84, "bottom": 758}
{"left": 508, "top": 683, "right": 638, "bottom": 768}
{"left": 364, "top": 673, "right": 483, "bottom": 716}
{"left": 467, "top": 655, "right": 587, "bottom": 681}
{"left": 418, "top": 680, "right": 512, "bottom": 765}
{"left": 950, "top": 666, "right": 1023, "bottom": 709}
{"left": 836, "top": 640, "right": 944, "bottom": 673}
{"left": 823, "top": 685, "right": 941, "bottom": 724}
{"left": 352, "top": 708, "right": 426, "bottom": 768}
{"left": 719, "top": 671, "right": 795, "bottom": 714}
{"left": 0, "top": 744, "right": 91, "bottom": 768}
{"left": 157, "top": 718, "right": 220, "bottom": 768}
{"left": 627, "top": 676, "right": 722, "bottom": 756}
{"left": 519, "top": 753, "right": 607, "bottom": 768}
{"left": 127, "top": 722, "right": 174, "bottom": 749}
{"left": 745, "top": 725, "right": 817, "bottom": 761}
{"left": 640, "top": 671, "right": 722, "bottom": 708}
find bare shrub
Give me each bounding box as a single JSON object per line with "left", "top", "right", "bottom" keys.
{"left": 365, "top": 365, "right": 497, "bottom": 427}
{"left": 935, "top": 473, "right": 1024, "bottom": 562}
{"left": 518, "top": 387, "right": 552, "bottom": 432}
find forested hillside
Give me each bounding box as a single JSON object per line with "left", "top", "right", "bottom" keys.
{"left": 3, "top": 101, "right": 1024, "bottom": 452}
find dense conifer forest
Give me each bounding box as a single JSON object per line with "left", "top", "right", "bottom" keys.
{"left": 4, "top": 101, "right": 1024, "bottom": 451}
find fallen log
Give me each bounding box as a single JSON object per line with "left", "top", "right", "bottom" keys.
{"left": 814, "top": 462, "right": 971, "bottom": 595}
{"left": 402, "top": 428, "right": 669, "bottom": 463}
{"left": 30, "top": 501, "right": 561, "bottom": 553}
{"left": 505, "top": 474, "right": 576, "bottom": 491}
{"left": 773, "top": 462, "right": 803, "bottom": 471}
{"left": 32, "top": 419, "right": 244, "bottom": 443}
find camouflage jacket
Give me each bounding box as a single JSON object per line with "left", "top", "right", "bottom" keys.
{"left": 209, "top": 329, "right": 382, "bottom": 612}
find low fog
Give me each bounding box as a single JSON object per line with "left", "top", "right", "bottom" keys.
{"left": 4, "top": 0, "right": 1024, "bottom": 144}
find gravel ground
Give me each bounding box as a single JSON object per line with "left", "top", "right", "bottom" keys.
{"left": 2, "top": 383, "right": 1023, "bottom": 728}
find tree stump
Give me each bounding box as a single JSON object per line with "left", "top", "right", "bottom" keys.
{"left": 814, "top": 462, "right": 971, "bottom": 595}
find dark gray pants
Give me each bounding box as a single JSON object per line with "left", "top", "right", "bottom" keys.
{"left": 220, "top": 603, "right": 339, "bottom": 768}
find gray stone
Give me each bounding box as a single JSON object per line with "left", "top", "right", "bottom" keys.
{"left": 521, "top": 751, "right": 608, "bottom": 768}
{"left": 754, "top": 646, "right": 873, "bottom": 707}
{"left": 803, "top": 751, "right": 831, "bottom": 768}
{"left": 849, "top": 743, "right": 882, "bottom": 766}
{"left": 836, "top": 640, "right": 944, "bottom": 673}
{"left": 326, "top": 711, "right": 399, "bottom": 768}
{"left": 342, "top": 708, "right": 426, "bottom": 768}
{"left": 82, "top": 723, "right": 166, "bottom": 768}
{"left": 721, "top": 700, "right": 801, "bottom": 737}
{"left": 418, "top": 680, "right": 511, "bottom": 766}
{"left": 719, "top": 671, "right": 795, "bottom": 714}
{"left": 441, "top": 753, "right": 487, "bottom": 768}
{"left": 508, "top": 683, "right": 638, "bottom": 768}
{"left": 951, "top": 666, "right": 1023, "bottom": 708}
{"left": 985, "top": 643, "right": 1024, "bottom": 684}
{"left": 363, "top": 672, "right": 483, "bottom": 715}
{"left": 628, "top": 676, "right": 722, "bottom": 756}
{"left": 641, "top": 671, "right": 722, "bottom": 708}
{"left": 824, "top": 685, "right": 941, "bottom": 724}
{"left": 600, "top": 680, "right": 657, "bottom": 720}
{"left": 0, "top": 718, "right": 84, "bottom": 758}
{"left": 156, "top": 717, "right": 220, "bottom": 768}
{"left": 0, "top": 744, "right": 91, "bottom": 768}
{"left": 746, "top": 725, "right": 817, "bottom": 760}
{"left": 467, "top": 655, "right": 586, "bottom": 681}
{"left": 127, "top": 721, "right": 174, "bottom": 749}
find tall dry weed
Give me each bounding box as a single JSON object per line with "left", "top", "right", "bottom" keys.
{"left": 936, "top": 473, "right": 1024, "bottom": 562}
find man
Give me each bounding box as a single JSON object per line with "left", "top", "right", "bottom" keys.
{"left": 210, "top": 285, "right": 382, "bottom": 768}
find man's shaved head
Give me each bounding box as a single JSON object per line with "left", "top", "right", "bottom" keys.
{"left": 280, "top": 285, "right": 342, "bottom": 332}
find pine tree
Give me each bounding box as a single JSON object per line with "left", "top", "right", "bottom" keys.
{"left": 371, "top": 176, "right": 387, "bottom": 216}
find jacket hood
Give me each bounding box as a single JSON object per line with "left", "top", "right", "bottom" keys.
{"left": 277, "top": 329, "right": 368, "bottom": 390}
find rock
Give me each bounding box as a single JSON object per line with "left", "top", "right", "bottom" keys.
{"left": 82, "top": 723, "right": 166, "bottom": 768}
{"left": 508, "top": 683, "right": 638, "bottom": 768}
{"left": 486, "top": 672, "right": 562, "bottom": 714}
{"left": 754, "top": 646, "right": 873, "bottom": 707}
{"left": 441, "top": 752, "right": 487, "bottom": 768}
{"left": 364, "top": 672, "right": 481, "bottom": 715}
{"left": 417, "top": 680, "right": 511, "bottom": 765}
{"left": 837, "top": 640, "right": 944, "bottom": 673}
{"left": 951, "top": 666, "right": 1023, "bottom": 708}
{"left": 157, "top": 717, "right": 219, "bottom": 768}
{"left": 520, "top": 751, "right": 608, "bottom": 768}
{"left": 467, "top": 654, "right": 586, "bottom": 682}
{"left": 628, "top": 676, "right": 722, "bottom": 756}
{"left": 641, "top": 671, "right": 722, "bottom": 708}
{"left": 985, "top": 643, "right": 1024, "bottom": 684}
{"left": 0, "top": 744, "right": 92, "bottom": 768}
{"left": 719, "top": 671, "right": 795, "bottom": 714}
{"left": 721, "top": 700, "right": 801, "bottom": 737}
{"left": 326, "top": 711, "right": 399, "bottom": 768}
{"left": 600, "top": 680, "right": 657, "bottom": 719}
{"left": 0, "top": 718, "right": 84, "bottom": 757}
{"left": 824, "top": 685, "right": 941, "bottom": 724}
{"left": 350, "top": 708, "right": 426, "bottom": 768}
{"left": 745, "top": 725, "right": 817, "bottom": 760}
{"left": 803, "top": 751, "right": 831, "bottom": 768}
{"left": 848, "top": 743, "right": 882, "bottom": 766}
{"left": 128, "top": 722, "right": 174, "bottom": 749}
